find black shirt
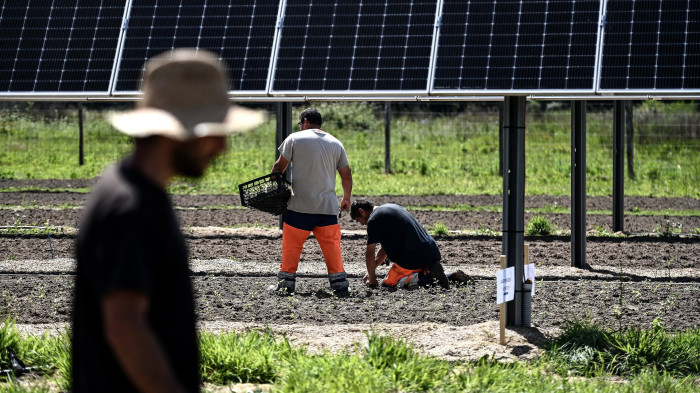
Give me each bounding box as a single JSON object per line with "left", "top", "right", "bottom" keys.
{"left": 72, "top": 159, "right": 199, "bottom": 393}
{"left": 366, "top": 204, "right": 441, "bottom": 270}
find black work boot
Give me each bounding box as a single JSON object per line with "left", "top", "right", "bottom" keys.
{"left": 448, "top": 270, "right": 475, "bottom": 286}
{"left": 427, "top": 261, "right": 450, "bottom": 289}
{"left": 328, "top": 271, "right": 350, "bottom": 298}
{"left": 268, "top": 271, "right": 296, "bottom": 295}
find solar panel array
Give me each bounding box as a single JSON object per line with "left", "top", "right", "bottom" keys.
{"left": 0, "top": 0, "right": 698, "bottom": 98}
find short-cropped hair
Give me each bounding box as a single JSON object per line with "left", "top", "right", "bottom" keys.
{"left": 350, "top": 199, "right": 374, "bottom": 220}
{"left": 299, "top": 108, "right": 322, "bottom": 126}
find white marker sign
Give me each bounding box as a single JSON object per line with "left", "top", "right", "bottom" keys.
{"left": 524, "top": 264, "right": 536, "bottom": 296}
{"left": 496, "top": 266, "right": 515, "bottom": 304}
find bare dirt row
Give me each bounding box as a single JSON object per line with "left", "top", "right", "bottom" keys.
{"left": 3, "top": 194, "right": 699, "bottom": 236}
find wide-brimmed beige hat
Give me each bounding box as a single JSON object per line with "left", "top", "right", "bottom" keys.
{"left": 108, "top": 48, "right": 265, "bottom": 141}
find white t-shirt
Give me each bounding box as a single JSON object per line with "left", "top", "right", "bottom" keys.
{"left": 278, "top": 129, "right": 349, "bottom": 215}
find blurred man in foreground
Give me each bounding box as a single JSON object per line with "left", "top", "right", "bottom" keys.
{"left": 351, "top": 199, "right": 473, "bottom": 290}
{"left": 72, "top": 49, "right": 264, "bottom": 393}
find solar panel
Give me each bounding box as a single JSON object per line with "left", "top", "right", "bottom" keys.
{"left": 0, "top": 0, "right": 126, "bottom": 95}
{"left": 113, "top": 0, "right": 280, "bottom": 95}
{"left": 432, "top": 0, "right": 601, "bottom": 93}
{"left": 599, "top": 0, "right": 700, "bottom": 91}
{"left": 270, "top": 0, "right": 438, "bottom": 94}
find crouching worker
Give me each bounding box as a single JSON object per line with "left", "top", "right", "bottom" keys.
{"left": 350, "top": 200, "right": 473, "bottom": 290}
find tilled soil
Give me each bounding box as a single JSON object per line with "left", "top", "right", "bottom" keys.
{"left": 0, "top": 190, "right": 699, "bottom": 360}
{"left": 2, "top": 191, "right": 699, "bottom": 234}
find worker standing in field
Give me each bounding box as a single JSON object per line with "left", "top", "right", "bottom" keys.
{"left": 72, "top": 49, "right": 264, "bottom": 393}
{"left": 270, "top": 108, "right": 353, "bottom": 296}
{"left": 350, "top": 199, "right": 473, "bottom": 290}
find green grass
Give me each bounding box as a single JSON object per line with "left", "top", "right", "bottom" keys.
{"left": 2, "top": 317, "right": 700, "bottom": 392}
{"left": 428, "top": 221, "right": 450, "bottom": 236}
{"left": 199, "top": 328, "right": 303, "bottom": 384}
{"left": 0, "top": 317, "right": 71, "bottom": 391}
{"left": 545, "top": 318, "right": 700, "bottom": 378}
{"left": 1, "top": 102, "right": 698, "bottom": 197}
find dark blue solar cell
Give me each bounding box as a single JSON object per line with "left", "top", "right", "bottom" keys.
{"left": 272, "top": 0, "right": 437, "bottom": 92}
{"left": 600, "top": 0, "right": 700, "bottom": 90}
{"left": 114, "top": 0, "right": 279, "bottom": 93}
{"left": 433, "top": 0, "right": 600, "bottom": 92}
{"left": 0, "top": 0, "right": 126, "bottom": 93}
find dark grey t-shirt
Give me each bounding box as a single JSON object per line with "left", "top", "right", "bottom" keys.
{"left": 72, "top": 159, "right": 199, "bottom": 393}
{"left": 366, "top": 204, "right": 441, "bottom": 270}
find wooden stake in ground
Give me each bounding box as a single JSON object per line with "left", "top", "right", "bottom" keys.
{"left": 500, "top": 254, "right": 506, "bottom": 345}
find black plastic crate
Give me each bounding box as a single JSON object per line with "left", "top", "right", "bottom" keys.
{"left": 238, "top": 172, "right": 291, "bottom": 215}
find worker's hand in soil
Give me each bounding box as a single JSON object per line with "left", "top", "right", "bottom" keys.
{"left": 363, "top": 273, "right": 379, "bottom": 288}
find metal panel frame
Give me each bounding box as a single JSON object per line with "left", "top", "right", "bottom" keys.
{"left": 264, "top": 0, "right": 288, "bottom": 95}
{"left": 591, "top": 0, "right": 607, "bottom": 94}
{"left": 1, "top": 0, "right": 700, "bottom": 100}
{"left": 108, "top": 0, "right": 135, "bottom": 97}
{"left": 425, "top": 0, "right": 444, "bottom": 96}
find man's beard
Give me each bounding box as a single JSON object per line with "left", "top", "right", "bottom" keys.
{"left": 172, "top": 142, "right": 207, "bottom": 178}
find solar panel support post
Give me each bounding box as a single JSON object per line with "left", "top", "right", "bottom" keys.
{"left": 571, "top": 101, "right": 587, "bottom": 268}
{"left": 613, "top": 101, "right": 625, "bottom": 232}
{"left": 502, "top": 96, "right": 526, "bottom": 326}
{"left": 384, "top": 102, "right": 391, "bottom": 174}
{"left": 276, "top": 102, "right": 293, "bottom": 229}
{"left": 625, "top": 101, "right": 635, "bottom": 180}
{"left": 78, "top": 103, "right": 84, "bottom": 166}
{"left": 498, "top": 101, "right": 504, "bottom": 177}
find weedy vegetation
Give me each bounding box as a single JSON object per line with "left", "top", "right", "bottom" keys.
{"left": 544, "top": 318, "right": 700, "bottom": 378}
{"left": 428, "top": 221, "right": 450, "bottom": 236}
{"left": 1, "top": 102, "right": 698, "bottom": 197}
{"left": 526, "top": 216, "right": 553, "bottom": 236}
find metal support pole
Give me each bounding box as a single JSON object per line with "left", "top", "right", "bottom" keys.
{"left": 502, "top": 96, "right": 526, "bottom": 326}
{"left": 498, "top": 101, "right": 504, "bottom": 176}
{"left": 571, "top": 101, "right": 587, "bottom": 268}
{"left": 613, "top": 101, "right": 625, "bottom": 232}
{"left": 384, "top": 102, "right": 391, "bottom": 174}
{"left": 625, "top": 101, "right": 635, "bottom": 180}
{"left": 78, "top": 103, "right": 84, "bottom": 166}
{"left": 276, "top": 102, "right": 293, "bottom": 229}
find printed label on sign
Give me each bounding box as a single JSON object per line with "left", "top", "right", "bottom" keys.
{"left": 496, "top": 267, "right": 515, "bottom": 304}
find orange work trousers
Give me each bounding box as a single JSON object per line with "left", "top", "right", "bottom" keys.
{"left": 383, "top": 263, "right": 426, "bottom": 288}
{"left": 280, "top": 223, "right": 344, "bottom": 274}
